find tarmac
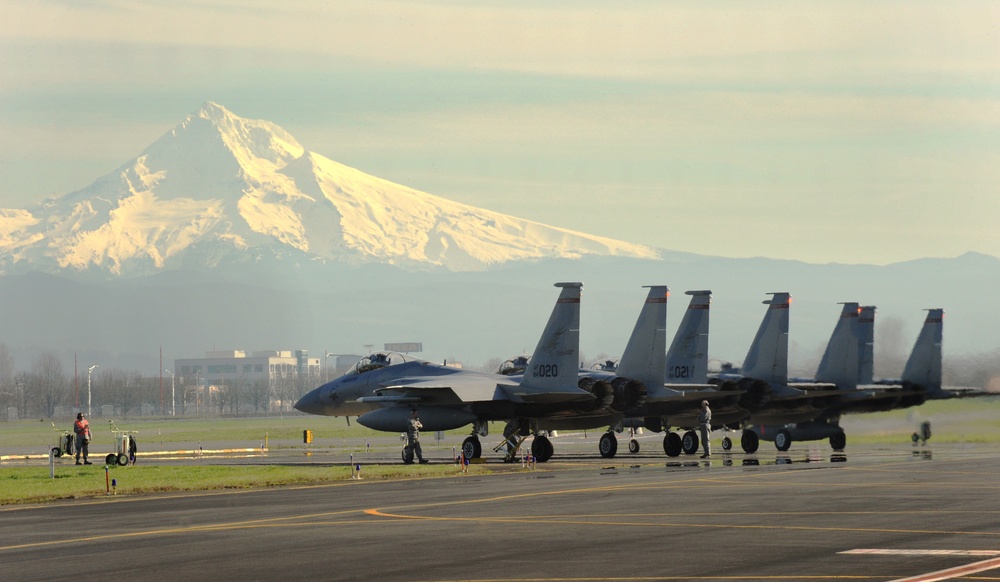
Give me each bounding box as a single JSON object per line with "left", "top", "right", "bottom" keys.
{"left": 2, "top": 434, "right": 1000, "bottom": 581}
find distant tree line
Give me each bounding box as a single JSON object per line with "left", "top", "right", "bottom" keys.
{"left": 0, "top": 344, "right": 313, "bottom": 420}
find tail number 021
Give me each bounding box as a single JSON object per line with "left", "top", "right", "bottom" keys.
{"left": 532, "top": 364, "right": 559, "bottom": 378}
{"left": 668, "top": 365, "right": 692, "bottom": 379}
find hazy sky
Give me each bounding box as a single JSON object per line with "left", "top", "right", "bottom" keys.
{"left": 2, "top": 1, "right": 998, "bottom": 265}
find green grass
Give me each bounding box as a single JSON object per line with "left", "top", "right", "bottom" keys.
{"left": 0, "top": 463, "right": 492, "bottom": 506}
{"left": 2, "top": 397, "right": 995, "bottom": 505}
{"left": 0, "top": 416, "right": 487, "bottom": 448}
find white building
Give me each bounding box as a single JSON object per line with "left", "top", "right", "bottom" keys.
{"left": 174, "top": 349, "right": 320, "bottom": 413}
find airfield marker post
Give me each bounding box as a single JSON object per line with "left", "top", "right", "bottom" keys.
{"left": 350, "top": 454, "right": 355, "bottom": 479}
{"left": 105, "top": 467, "right": 110, "bottom": 495}
{"left": 49, "top": 449, "right": 54, "bottom": 479}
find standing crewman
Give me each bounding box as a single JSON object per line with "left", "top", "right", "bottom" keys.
{"left": 73, "top": 413, "right": 92, "bottom": 465}
{"left": 406, "top": 410, "right": 428, "bottom": 464}
{"left": 697, "top": 400, "right": 712, "bottom": 459}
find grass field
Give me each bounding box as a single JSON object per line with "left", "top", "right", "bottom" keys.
{"left": 0, "top": 416, "right": 391, "bottom": 448}
{"left": 1, "top": 396, "right": 996, "bottom": 505}
{"left": 0, "top": 463, "right": 491, "bottom": 506}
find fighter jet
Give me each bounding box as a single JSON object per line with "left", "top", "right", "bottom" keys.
{"left": 579, "top": 287, "right": 747, "bottom": 458}
{"left": 484, "top": 287, "right": 742, "bottom": 461}
{"left": 294, "top": 282, "right": 598, "bottom": 461}
{"left": 866, "top": 308, "right": 990, "bottom": 400}
{"left": 722, "top": 298, "right": 971, "bottom": 453}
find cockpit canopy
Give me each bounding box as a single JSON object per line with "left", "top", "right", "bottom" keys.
{"left": 590, "top": 358, "right": 619, "bottom": 373}
{"left": 345, "top": 352, "right": 421, "bottom": 376}
{"left": 495, "top": 355, "right": 530, "bottom": 376}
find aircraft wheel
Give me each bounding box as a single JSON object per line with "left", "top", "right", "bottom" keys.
{"left": 775, "top": 429, "right": 792, "bottom": 452}
{"left": 462, "top": 436, "right": 482, "bottom": 459}
{"left": 663, "top": 432, "right": 682, "bottom": 457}
{"left": 682, "top": 430, "right": 699, "bottom": 455}
{"left": 401, "top": 446, "right": 414, "bottom": 464}
{"left": 532, "top": 435, "right": 554, "bottom": 463}
{"left": 543, "top": 437, "right": 555, "bottom": 462}
{"left": 598, "top": 432, "right": 618, "bottom": 458}
{"left": 116, "top": 453, "right": 129, "bottom": 466}
{"left": 628, "top": 439, "right": 640, "bottom": 454}
{"left": 741, "top": 430, "right": 759, "bottom": 454}
{"left": 106, "top": 453, "right": 117, "bottom": 466}
{"left": 829, "top": 431, "right": 846, "bottom": 451}
{"left": 51, "top": 447, "right": 62, "bottom": 458}
{"left": 721, "top": 437, "right": 733, "bottom": 451}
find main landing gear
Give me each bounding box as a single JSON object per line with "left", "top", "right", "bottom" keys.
{"left": 660, "top": 430, "right": 704, "bottom": 457}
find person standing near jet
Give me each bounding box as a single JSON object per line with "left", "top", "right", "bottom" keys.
{"left": 407, "top": 410, "right": 428, "bottom": 464}
{"left": 73, "top": 413, "right": 92, "bottom": 465}
{"left": 697, "top": 400, "right": 712, "bottom": 458}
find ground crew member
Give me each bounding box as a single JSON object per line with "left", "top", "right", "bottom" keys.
{"left": 73, "top": 413, "right": 92, "bottom": 465}
{"left": 407, "top": 410, "right": 428, "bottom": 464}
{"left": 697, "top": 400, "right": 712, "bottom": 459}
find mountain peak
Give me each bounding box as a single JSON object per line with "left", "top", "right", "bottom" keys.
{"left": 0, "top": 104, "right": 659, "bottom": 276}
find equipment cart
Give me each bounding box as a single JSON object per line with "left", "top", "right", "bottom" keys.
{"left": 50, "top": 423, "right": 75, "bottom": 458}
{"left": 105, "top": 420, "right": 138, "bottom": 466}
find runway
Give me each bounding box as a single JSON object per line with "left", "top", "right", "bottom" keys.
{"left": 2, "top": 441, "right": 1000, "bottom": 581}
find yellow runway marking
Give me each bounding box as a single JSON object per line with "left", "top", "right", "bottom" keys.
{"left": 362, "top": 508, "right": 1000, "bottom": 537}
{"left": 0, "top": 508, "right": 369, "bottom": 552}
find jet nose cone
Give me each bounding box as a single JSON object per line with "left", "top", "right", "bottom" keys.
{"left": 294, "top": 387, "right": 325, "bottom": 415}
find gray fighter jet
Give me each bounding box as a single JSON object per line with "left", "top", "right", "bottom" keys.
{"left": 294, "top": 283, "right": 598, "bottom": 461}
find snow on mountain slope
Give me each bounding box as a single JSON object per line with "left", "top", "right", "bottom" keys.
{"left": 0, "top": 102, "right": 659, "bottom": 276}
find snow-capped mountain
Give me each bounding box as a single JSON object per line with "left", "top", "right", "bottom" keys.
{"left": 0, "top": 102, "right": 659, "bottom": 276}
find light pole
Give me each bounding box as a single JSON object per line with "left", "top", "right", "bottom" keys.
{"left": 16, "top": 381, "right": 23, "bottom": 420}
{"left": 87, "top": 365, "right": 99, "bottom": 418}
{"left": 163, "top": 369, "right": 175, "bottom": 416}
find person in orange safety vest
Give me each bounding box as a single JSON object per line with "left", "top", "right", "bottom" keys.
{"left": 73, "top": 413, "right": 92, "bottom": 465}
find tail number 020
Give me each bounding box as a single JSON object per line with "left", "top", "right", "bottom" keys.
{"left": 532, "top": 364, "right": 559, "bottom": 378}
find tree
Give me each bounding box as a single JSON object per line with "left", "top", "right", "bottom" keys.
{"left": 28, "top": 352, "right": 67, "bottom": 418}
{"left": 245, "top": 378, "right": 271, "bottom": 414}
{"left": 100, "top": 369, "right": 143, "bottom": 418}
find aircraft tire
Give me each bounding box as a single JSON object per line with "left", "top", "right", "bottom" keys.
{"left": 682, "top": 430, "right": 699, "bottom": 455}
{"left": 462, "top": 436, "right": 482, "bottom": 459}
{"left": 663, "top": 432, "right": 682, "bottom": 457}
{"left": 775, "top": 429, "right": 792, "bottom": 452}
{"left": 401, "top": 446, "right": 414, "bottom": 464}
{"left": 532, "top": 435, "right": 554, "bottom": 463}
{"left": 598, "top": 432, "right": 617, "bottom": 458}
{"left": 721, "top": 437, "right": 732, "bottom": 451}
{"left": 116, "top": 453, "right": 129, "bottom": 466}
{"left": 106, "top": 453, "right": 117, "bottom": 466}
{"left": 741, "top": 430, "right": 759, "bottom": 454}
{"left": 829, "top": 431, "right": 846, "bottom": 451}
{"left": 628, "top": 439, "right": 640, "bottom": 454}
{"left": 51, "top": 447, "right": 62, "bottom": 458}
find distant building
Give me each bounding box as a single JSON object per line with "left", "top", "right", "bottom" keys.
{"left": 174, "top": 349, "right": 320, "bottom": 413}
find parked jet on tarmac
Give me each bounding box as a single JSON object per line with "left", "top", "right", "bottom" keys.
{"left": 721, "top": 297, "right": 968, "bottom": 453}
{"left": 294, "top": 282, "right": 599, "bottom": 462}
{"left": 580, "top": 287, "right": 746, "bottom": 458}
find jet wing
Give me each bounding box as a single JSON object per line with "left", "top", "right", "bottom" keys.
{"left": 359, "top": 376, "right": 507, "bottom": 405}
{"left": 647, "top": 384, "right": 744, "bottom": 403}
{"left": 360, "top": 376, "right": 592, "bottom": 405}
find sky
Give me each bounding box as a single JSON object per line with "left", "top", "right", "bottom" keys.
{"left": 1, "top": 1, "right": 998, "bottom": 265}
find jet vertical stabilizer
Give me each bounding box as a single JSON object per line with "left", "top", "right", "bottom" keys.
{"left": 519, "top": 282, "right": 583, "bottom": 392}
{"left": 901, "top": 309, "right": 943, "bottom": 390}
{"left": 858, "top": 306, "right": 876, "bottom": 385}
{"left": 665, "top": 290, "right": 712, "bottom": 384}
{"left": 614, "top": 286, "right": 669, "bottom": 392}
{"left": 815, "top": 303, "right": 861, "bottom": 389}
{"left": 741, "top": 293, "right": 791, "bottom": 387}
